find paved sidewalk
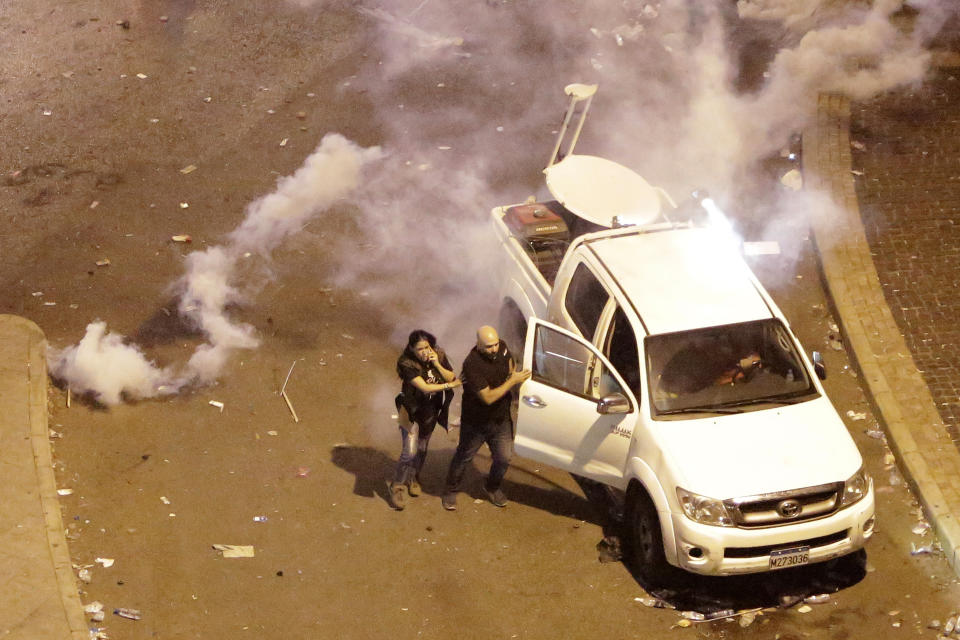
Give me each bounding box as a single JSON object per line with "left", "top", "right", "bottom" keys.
{"left": 0, "top": 315, "right": 87, "bottom": 639}
{"left": 804, "top": 81, "right": 960, "bottom": 575}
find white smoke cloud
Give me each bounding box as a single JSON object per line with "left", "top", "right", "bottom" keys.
{"left": 49, "top": 133, "right": 383, "bottom": 405}
{"left": 305, "top": 0, "right": 959, "bottom": 357}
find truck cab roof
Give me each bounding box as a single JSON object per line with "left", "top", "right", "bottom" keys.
{"left": 584, "top": 226, "right": 774, "bottom": 335}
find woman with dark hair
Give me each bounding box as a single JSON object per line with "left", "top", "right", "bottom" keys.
{"left": 388, "top": 329, "right": 461, "bottom": 510}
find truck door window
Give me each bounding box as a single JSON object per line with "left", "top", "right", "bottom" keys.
{"left": 564, "top": 262, "right": 609, "bottom": 340}
{"left": 604, "top": 306, "right": 641, "bottom": 399}
{"left": 533, "top": 323, "right": 627, "bottom": 401}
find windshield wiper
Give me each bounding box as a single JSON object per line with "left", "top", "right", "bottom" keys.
{"left": 721, "top": 395, "right": 810, "bottom": 408}
{"left": 657, "top": 406, "right": 744, "bottom": 416}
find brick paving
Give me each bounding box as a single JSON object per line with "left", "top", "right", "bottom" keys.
{"left": 851, "top": 68, "right": 960, "bottom": 441}
{"left": 805, "top": 90, "right": 960, "bottom": 574}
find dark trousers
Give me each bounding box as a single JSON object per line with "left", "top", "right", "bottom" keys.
{"left": 444, "top": 417, "right": 514, "bottom": 494}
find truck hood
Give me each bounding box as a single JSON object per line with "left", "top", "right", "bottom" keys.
{"left": 653, "top": 397, "right": 863, "bottom": 499}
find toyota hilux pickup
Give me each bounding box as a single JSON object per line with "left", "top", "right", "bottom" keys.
{"left": 495, "top": 84, "right": 875, "bottom": 582}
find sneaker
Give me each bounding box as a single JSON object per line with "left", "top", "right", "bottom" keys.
{"left": 441, "top": 493, "right": 457, "bottom": 511}
{"left": 388, "top": 482, "right": 406, "bottom": 510}
{"left": 407, "top": 478, "right": 421, "bottom": 497}
{"left": 485, "top": 487, "right": 507, "bottom": 508}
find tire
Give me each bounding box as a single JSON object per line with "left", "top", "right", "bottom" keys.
{"left": 498, "top": 300, "right": 527, "bottom": 362}
{"left": 626, "top": 487, "right": 677, "bottom": 587}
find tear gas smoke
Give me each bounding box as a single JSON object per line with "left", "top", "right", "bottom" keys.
{"left": 49, "top": 134, "right": 383, "bottom": 406}
{"left": 330, "top": 1, "right": 958, "bottom": 353}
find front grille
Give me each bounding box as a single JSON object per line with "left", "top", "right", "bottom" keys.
{"left": 724, "top": 529, "right": 849, "bottom": 558}
{"left": 724, "top": 482, "right": 844, "bottom": 528}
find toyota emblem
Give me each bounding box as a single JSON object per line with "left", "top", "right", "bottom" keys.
{"left": 777, "top": 499, "right": 802, "bottom": 518}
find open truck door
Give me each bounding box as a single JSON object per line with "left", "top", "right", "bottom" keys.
{"left": 515, "top": 319, "right": 636, "bottom": 487}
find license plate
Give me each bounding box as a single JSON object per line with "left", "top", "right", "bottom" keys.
{"left": 769, "top": 546, "right": 810, "bottom": 570}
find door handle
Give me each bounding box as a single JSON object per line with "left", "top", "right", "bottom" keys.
{"left": 522, "top": 395, "right": 547, "bottom": 408}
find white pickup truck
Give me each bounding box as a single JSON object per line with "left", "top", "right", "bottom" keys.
{"left": 495, "top": 84, "right": 875, "bottom": 582}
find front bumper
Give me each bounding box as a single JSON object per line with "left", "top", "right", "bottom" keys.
{"left": 669, "top": 483, "right": 875, "bottom": 576}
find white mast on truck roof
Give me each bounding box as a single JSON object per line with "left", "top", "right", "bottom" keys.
{"left": 543, "top": 83, "right": 675, "bottom": 228}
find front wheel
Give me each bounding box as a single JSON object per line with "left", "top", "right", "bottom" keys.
{"left": 627, "top": 488, "right": 677, "bottom": 587}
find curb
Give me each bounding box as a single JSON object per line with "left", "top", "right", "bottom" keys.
{"left": 2, "top": 315, "right": 89, "bottom": 639}
{"left": 803, "top": 95, "right": 960, "bottom": 576}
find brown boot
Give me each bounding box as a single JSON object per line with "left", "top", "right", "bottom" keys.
{"left": 387, "top": 481, "right": 407, "bottom": 510}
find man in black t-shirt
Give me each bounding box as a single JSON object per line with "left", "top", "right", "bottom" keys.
{"left": 441, "top": 325, "right": 531, "bottom": 510}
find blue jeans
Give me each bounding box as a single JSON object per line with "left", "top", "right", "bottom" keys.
{"left": 444, "top": 417, "right": 514, "bottom": 494}
{"left": 393, "top": 416, "right": 437, "bottom": 485}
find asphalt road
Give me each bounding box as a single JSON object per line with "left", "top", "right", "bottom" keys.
{"left": 3, "top": 2, "right": 960, "bottom": 638}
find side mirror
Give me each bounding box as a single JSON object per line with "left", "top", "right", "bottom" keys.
{"left": 811, "top": 351, "right": 826, "bottom": 380}
{"left": 597, "top": 393, "right": 630, "bottom": 415}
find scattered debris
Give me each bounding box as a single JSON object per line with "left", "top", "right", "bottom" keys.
{"left": 179, "top": 164, "right": 197, "bottom": 174}
{"left": 946, "top": 616, "right": 957, "bottom": 633}
{"left": 780, "top": 169, "right": 803, "bottom": 191}
{"left": 90, "top": 200, "right": 99, "bottom": 209}
{"left": 680, "top": 611, "right": 705, "bottom": 621}
{"left": 739, "top": 611, "right": 757, "bottom": 627}
{"left": 95, "top": 557, "right": 114, "bottom": 568}
{"left": 77, "top": 567, "right": 92, "bottom": 583}
{"left": 267, "top": 430, "right": 278, "bottom": 436}
{"left": 296, "top": 467, "right": 311, "bottom": 477}
{"left": 804, "top": 594, "right": 831, "bottom": 604}
{"left": 57, "top": 488, "right": 73, "bottom": 496}
{"left": 95, "top": 258, "right": 111, "bottom": 267}
{"left": 910, "top": 542, "right": 935, "bottom": 555}
{"left": 114, "top": 607, "right": 142, "bottom": 620}
{"left": 797, "top": 605, "right": 813, "bottom": 613}
{"left": 851, "top": 169, "right": 864, "bottom": 176}
{"left": 742, "top": 241, "right": 780, "bottom": 256}
{"left": 136, "top": 73, "right": 148, "bottom": 79}
{"left": 779, "top": 594, "right": 805, "bottom": 608}
{"left": 707, "top": 609, "right": 736, "bottom": 620}
{"left": 171, "top": 235, "right": 192, "bottom": 243}
{"left": 864, "top": 428, "right": 885, "bottom": 440}
{"left": 84, "top": 602, "right": 104, "bottom": 615}
{"left": 253, "top": 516, "right": 268, "bottom": 522}
{"left": 595, "top": 536, "right": 622, "bottom": 563}
{"left": 84, "top": 601, "right": 105, "bottom": 622}
{"left": 179, "top": 202, "right": 189, "bottom": 208}
{"left": 827, "top": 332, "right": 844, "bottom": 350}
{"left": 212, "top": 544, "right": 255, "bottom": 558}
{"left": 279, "top": 138, "right": 289, "bottom": 147}
{"left": 845, "top": 410, "right": 867, "bottom": 421}
{"left": 208, "top": 400, "right": 224, "bottom": 412}
{"left": 850, "top": 140, "right": 866, "bottom": 151}
{"left": 280, "top": 360, "right": 300, "bottom": 423}
{"left": 160, "top": 496, "right": 170, "bottom": 504}
{"left": 912, "top": 521, "right": 931, "bottom": 535}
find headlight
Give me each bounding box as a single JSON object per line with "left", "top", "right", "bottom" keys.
{"left": 841, "top": 466, "right": 871, "bottom": 507}
{"left": 676, "top": 487, "right": 735, "bottom": 527}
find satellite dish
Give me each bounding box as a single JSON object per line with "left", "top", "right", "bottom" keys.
{"left": 544, "top": 155, "right": 662, "bottom": 227}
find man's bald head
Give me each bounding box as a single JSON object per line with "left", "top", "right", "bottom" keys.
{"left": 477, "top": 325, "right": 501, "bottom": 358}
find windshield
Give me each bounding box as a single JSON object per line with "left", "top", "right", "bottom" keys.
{"left": 646, "top": 319, "right": 817, "bottom": 418}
